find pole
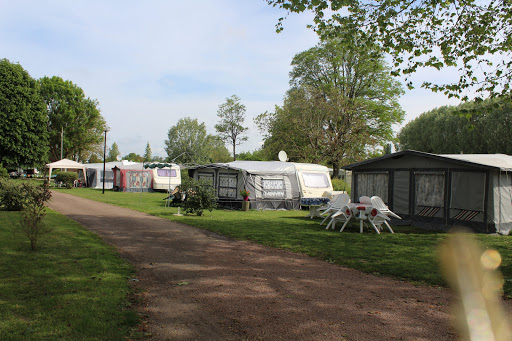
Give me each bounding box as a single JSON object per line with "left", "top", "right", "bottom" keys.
{"left": 103, "top": 130, "right": 107, "bottom": 194}
{"left": 60, "top": 127, "right": 63, "bottom": 159}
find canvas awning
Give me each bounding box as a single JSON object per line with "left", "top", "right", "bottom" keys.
{"left": 144, "top": 163, "right": 175, "bottom": 169}
{"left": 46, "top": 158, "right": 87, "bottom": 182}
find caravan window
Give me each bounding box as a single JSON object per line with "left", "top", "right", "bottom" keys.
{"left": 262, "top": 179, "right": 286, "bottom": 198}
{"left": 302, "top": 172, "right": 329, "bottom": 188}
{"left": 157, "top": 169, "right": 176, "bottom": 177}
{"left": 219, "top": 174, "right": 237, "bottom": 198}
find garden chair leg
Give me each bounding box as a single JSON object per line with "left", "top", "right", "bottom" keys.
{"left": 369, "top": 221, "right": 381, "bottom": 234}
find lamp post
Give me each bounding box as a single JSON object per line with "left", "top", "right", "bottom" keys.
{"left": 102, "top": 129, "right": 108, "bottom": 194}
{"left": 60, "top": 127, "right": 64, "bottom": 160}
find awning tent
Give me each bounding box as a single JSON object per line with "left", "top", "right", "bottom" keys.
{"left": 342, "top": 150, "right": 512, "bottom": 234}
{"left": 188, "top": 161, "right": 333, "bottom": 210}
{"left": 46, "top": 159, "right": 87, "bottom": 183}
{"left": 85, "top": 162, "right": 124, "bottom": 189}
{"left": 112, "top": 164, "right": 153, "bottom": 192}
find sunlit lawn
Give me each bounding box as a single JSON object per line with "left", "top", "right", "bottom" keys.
{"left": 0, "top": 209, "right": 142, "bottom": 340}
{"left": 54, "top": 187, "right": 512, "bottom": 296}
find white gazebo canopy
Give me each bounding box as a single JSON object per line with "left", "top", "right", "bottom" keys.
{"left": 46, "top": 158, "right": 87, "bottom": 182}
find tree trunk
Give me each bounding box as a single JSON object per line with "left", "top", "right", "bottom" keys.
{"left": 232, "top": 142, "right": 236, "bottom": 161}
{"left": 332, "top": 162, "right": 340, "bottom": 179}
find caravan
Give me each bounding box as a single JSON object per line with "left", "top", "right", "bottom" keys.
{"left": 295, "top": 163, "right": 334, "bottom": 199}
{"left": 188, "top": 161, "right": 333, "bottom": 210}
{"left": 149, "top": 164, "right": 181, "bottom": 192}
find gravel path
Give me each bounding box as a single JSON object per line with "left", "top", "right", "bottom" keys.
{"left": 48, "top": 191, "right": 467, "bottom": 340}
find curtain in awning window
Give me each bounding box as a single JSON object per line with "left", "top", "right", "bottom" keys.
{"left": 356, "top": 172, "right": 388, "bottom": 199}
{"left": 415, "top": 172, "right": 444, "bottom": 207}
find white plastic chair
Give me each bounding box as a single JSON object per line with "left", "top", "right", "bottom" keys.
{"left": 329, "top": 206, "right": 353, "bottom": 231}
{"left": 367, "top": 209, "right": 392, "bottom": 234}
{"left": 370, "top": 196, "right": 400, "bottom": 218}
{"left": 320, "top": 194, "right": 350, "bottom": 226}
{"left": 359, "top": 196, "right": 372, "bottom": 204}
{"left": 318, "top": 193, "right": 341, "bottom": 213}
{"left": 370, "top": 196, "right": 399, "bottom": 232}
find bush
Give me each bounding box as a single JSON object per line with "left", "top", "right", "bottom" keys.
{"left": 0, "top": 179, "right": 28, "bottom": 211}
{"left": 18, "top": 182, "right": 52, "bottom": 250}
{"left": 0, "top": 165, "right": 8, "bottom": 178}
{"left": 180, "top": 178, "right": 217, "bottom": 216}
{"left": 332, "top": 178, "right": 351, "bottom": 195}
{"left": 55, "top": 171, "right": 78, "bottom": 187}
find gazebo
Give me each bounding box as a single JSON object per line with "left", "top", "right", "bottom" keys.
{"left": 46, "top": 159, "right": 87, "bottom": 183}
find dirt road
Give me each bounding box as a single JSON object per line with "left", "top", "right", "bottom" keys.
{"left": 48, "top": 190, "right": 459, "bottom": 340}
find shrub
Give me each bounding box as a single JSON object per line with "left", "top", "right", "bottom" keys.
{"left": 55, "top": 171, "right": 78, "bottom": 187}
{"left": 18, "top": 182, "right": 52, "bottom": 250}
{"left": 180, "top": 178, "right": 217, "bottom": 216}
{"left": 0, "top": 179, "right": 28, "bottom": 211}
{"left": 0, "top": 165, "right": 8, "bottom": 178}
{"left": 332, "top": 178, "right": 351, "bottom": 195}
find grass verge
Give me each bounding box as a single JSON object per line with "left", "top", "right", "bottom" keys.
{"left": 53, "top": 188, "right": 512, "bottom": 297}
{"left": 0, "top": 209, "right": 142, "bottom": 340}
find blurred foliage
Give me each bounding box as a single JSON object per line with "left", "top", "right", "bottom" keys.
{"left": 398, "top": 97, "right": 512, "bottom": 154}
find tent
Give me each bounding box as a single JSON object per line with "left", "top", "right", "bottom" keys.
{"left": 46, "top": 159, "right": 87, "bottom": 183}
{"left": 188, "top": 161, "right": 333, "bottom": 210}
{"left": 112, "top": 164, "right": 153, "bottom": 192}
{"left": 342, "top": 150, "right": 512, "bottom": 234}
{"left": 85, "top": 161, "right": 139, "bottom": 189}
{"left": 85, "top": 162, "right": 122, "bottom": 189}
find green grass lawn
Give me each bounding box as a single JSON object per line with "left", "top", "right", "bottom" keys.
{"left": 54, "top": 187, "right": 512, "bottom": 296}
{"left": 0, "top": 209, "right": 142, "bottom": 340}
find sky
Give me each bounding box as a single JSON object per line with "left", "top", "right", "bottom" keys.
{"left": 1, "top": 0, "right": 462, "bottom": 159}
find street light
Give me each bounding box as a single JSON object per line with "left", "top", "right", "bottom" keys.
{"left": 102, "top": 128, "right": 109, "bottom": 194}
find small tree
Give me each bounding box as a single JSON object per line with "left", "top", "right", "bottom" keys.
{"left": 107, "top": 142, "right": 120, "bottom": 162}
{"left": 143, "top": 142, "right": 152, "bottom": 162}
{"left": 18, "top": 182, "right": 52, "bottom": 251}
{"left": 215, "top": 95, "right": 248, "bottom": 160}
{"left": 180, "top": 178, "right": 217, "bottom": 216}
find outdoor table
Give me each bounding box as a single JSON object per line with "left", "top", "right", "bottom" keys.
{"left": 301, "top": 197, "right": 330, "bottom": 219}
{"left": 347, "top": 203, "right": 376, "bottom": 233}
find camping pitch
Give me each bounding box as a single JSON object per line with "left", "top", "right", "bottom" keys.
{"left": 188, "top": 161, "right": 333, "bottom": 210}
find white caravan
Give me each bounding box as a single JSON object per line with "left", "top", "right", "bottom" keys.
{"left": 294, "top": 163, "right": 334, "bottom": 198}
{"left": 151, "top": 164, "right": 181, "bottom": 191}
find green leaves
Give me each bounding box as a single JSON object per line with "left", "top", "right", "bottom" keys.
{"left": 260, "top": 39, "right": 404, "bottom": 174}
{"left": 165, "top": 117, "right": 231, "bottom": 164}
{"left": 0, "top": 59, "right": 49, "bottom": 168}
{"left": 268, "top": 0, "right": 512, "bottom": 99}
{"left": 398, "top": 96, "right": 512, "bottom": 154}
{"left": 39, "top": 76, "right": 106, "bottom": 162}
{"left": 215, "top": 95, "right": 248, "bottom": 160}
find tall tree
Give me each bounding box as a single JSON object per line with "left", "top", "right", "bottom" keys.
{"left": 207, "top": 135, "right": 232, "bottom": 163}
{"left": 165, "top": 117, "right": 231, "bottom": 164}
{"left": 257, "top": 40, "right": 404, "bottom": 176}
{"left": 0, "top": 59, "right": 48, "bottom": 168}
{"left": 106, "top": 142, "right": 120, "bottom": 162}
{"left": 215, "top": 95, "right": 248, "bottom": 160}
{"left": 268, "top": 0, "right": 512, "bottom": 100}
{"left": 398, "top": 97, "right": 512, "bottom": 154}
{"left": 123, "top": 152, "right": 144, "bottom": 162}
{"left": 143, "top": 142, "right": 152, "bottom": 162}
{"left": 39, "top": 76, "right": 107, "bottom": 162}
